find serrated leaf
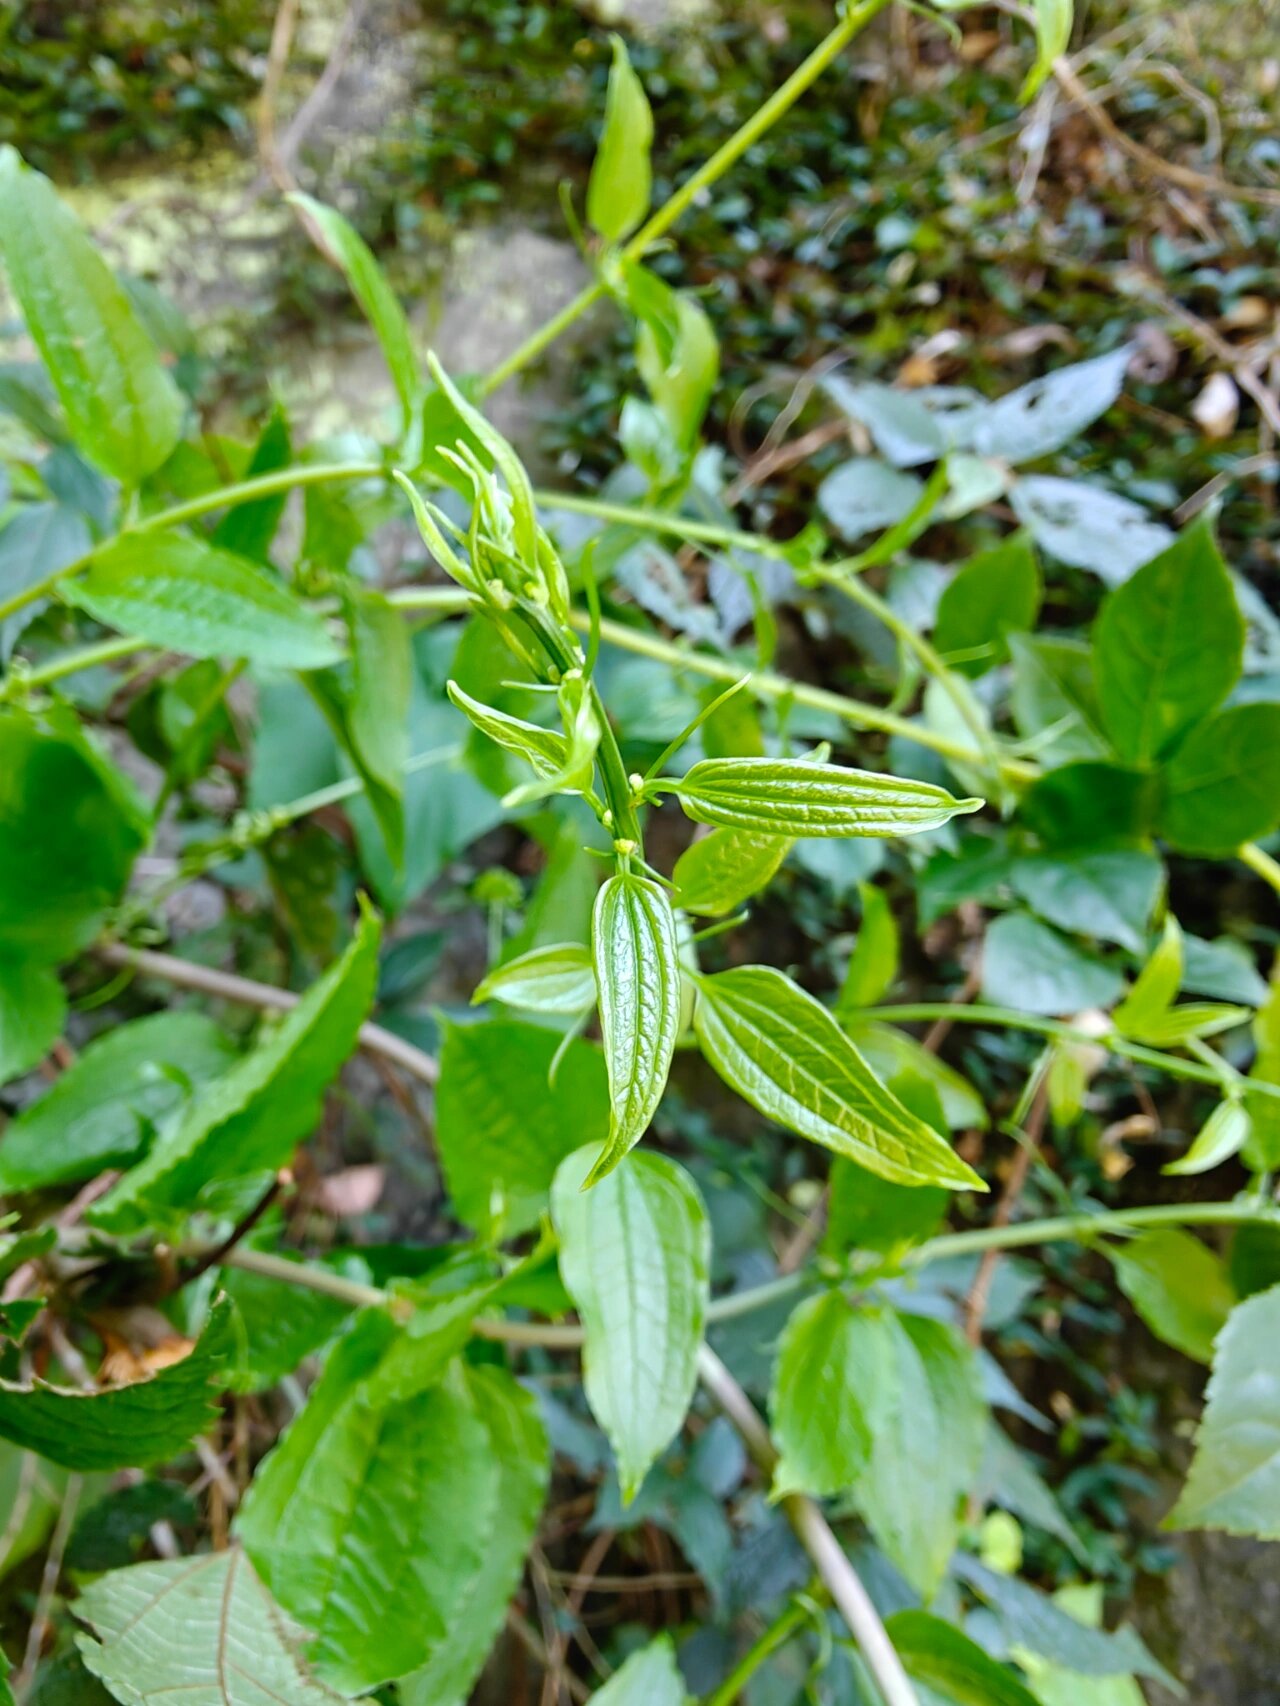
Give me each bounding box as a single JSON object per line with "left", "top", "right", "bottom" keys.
{"left": 0, "top": 148, "right": 183, "bottom": 484}
{"left": 886, "top": 1609, "right": 1041, "bottom": 1706}
{"left": 92, "top": 906, "right": 381, "bottom": 1232}
{"left": 586, "top": 1636, "right": 686, "bottom": 1705}
{"left": 0, "top": 1298, "right": 233, "bottom": 1470}
{"left": 1167, "top": 1283, "right": 1280, "bottom": 1537}
{"left": 1108, "top": 1229, "right": 1235, "bottom": 1362}
{"left": 587, "top": 37, "right": 653, "bottom": 243}
{"left": 770, "top": 1292, "right": 891, "bottom": 1497}
{"left": 76, "top": 1547, "right": 357, "bottom": 1705}
{"left": 1093, "top": 516, "right": 1243, "bottom": 763}
{"left": 671, "top": 757, "right": 981, "bottom": 838}
{"left": 838, "top": 880, "right": 900, "bottom": 1010}
{"left": 1157, "top": 702, "right": 1280, "bottom": 855}
{"left": 692, "top": 965, "right": 984, "bottom": 1189}
{"left": 289, "top": 193, "right": 419, "bottom": 439}
{"left": 671, "top": 827, "right": 790, "bottom": 917}
{"left": 473, "top": 942, "right": 595, "bottom": 1014}
{"left": 435, "top": 1018, "right": 608, "bottom": 1236}
{"left": 0, "top": 1011, "right": 236, "bottom": 1192}
{"left": 65, "top": 533, "right": 342, "bottom": 669}
{"left": 934, "top": 535, "right": 1041, "bottom": 676}
{"left": 553, "top": 1145, "right": 709, "bottom": 1502}
{"left": 0, "top": 956, "right": 65, "bottom": 1086}
{"left": 588, "top": 872, "right": 682, "bottom": 1180}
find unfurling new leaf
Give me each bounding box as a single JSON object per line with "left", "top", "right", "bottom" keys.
{"left": 669, "top": 756, "right": 982, "bottom": 838}
{"left": 587, "top": 37, "right": 654, "bottom": 243}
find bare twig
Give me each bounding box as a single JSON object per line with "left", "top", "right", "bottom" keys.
{"left": 258, "top": 0, "right": 303, "bottom": 192}
{"left": 14, "top": 1475, "right": 80, "bottom": 1701}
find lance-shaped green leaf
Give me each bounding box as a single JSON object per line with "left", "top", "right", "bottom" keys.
{"left": 1112, "top": 915, "right": 1182, "bottom": 1041}
{"left": 553, "top": 1145, "right": 710, "bottom": 1503}
{"left": 587, "top": 36, "right": 654, "bottom": 242}
{"left": 886, "top": 1610, "right": 1042, "bottom": 1706}
{"left": 448, "top": 678, "right": 569, "bottom": 782}
{"left": 770, "top": 1291, "right": 892, "bottom": 1497}
{"left": 669, "top": 757, "right": 982, "bottom": 838}
{"left": 92, "top": 905, "right": 381, "bottom": 1232}
{"left": 693, "top": 965, "right": 985, "bottom": 1189}
{"left": 427, "top": 353, "right": 538, "bottom": 572}
{"left": 474, "top": 942, "right": 595, "bottom": 1014}
{"left": 0, "top": 147, "right": 183, "bottom": 483}
{"left": 672, "top": 827, "right": 790, "bottom": 917}
{"left": 1167, "top": 1282, "right": 1280, "bottom": 1537}
{"left": 289, "top": 192, "right": 420, "bottom": 439}
{"left": 503, "top": 671, "right": 601, "bottom": 809}
{"left": 0, "top": 1298, "right": 233, "bottom": 1470}
{"left": 1107, "top": 1229, "right": 1235, "bottom": 1363}
{"left": 1022, "top": 0, "right": 1073, "bottom": 97}
{"left": 1166, "top": 1100, "right": 1251, "bottom": 1178}
{"left": 838, "top": 880, "right": 900, "bottom": 1010}
{"left": 588, "top": 872, "right": 682, "bottom": 1181}
{"left": 621, "top": 262, "right": 719, "bottom": 452}
{"left": 65, "top": 533, "right": 342, "bottom": 669}
{"left": 76, "top": 1548, "right": 359, "bottom": 1705}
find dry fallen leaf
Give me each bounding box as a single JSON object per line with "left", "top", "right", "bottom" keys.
{"left": 1190, "top": 371, "right": 1240, "bottom": 439}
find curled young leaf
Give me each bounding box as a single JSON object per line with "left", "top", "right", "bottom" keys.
{"left": 589, "top": 872, "right": 682, "bottom": 1182}
{"left": 501, "top": 672, "right": 601, "bottom": 809}
{"left": 693, "top": 965, "right": 985, "bottom": 1190}
{"left": 447, "top": 680, "right": 570, "bottom": 786}
{"left": 669, "top": 757, "right": 982, "bottom": 839}
{"left": 1164, "top": 1101, "right": 1251, "bottom": 1177}
{"left": 587, "top": 36, "right": 654, "bottom": 243}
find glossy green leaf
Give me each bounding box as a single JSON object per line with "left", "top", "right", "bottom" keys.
{"left": 0, "top": 147, "right": 183, "bottom": 483}
{"left": 671, "top": 757, "right": 981, "bottom": 838}
{"left": 693, "top": 965, "right": 984, "bottom": 1189}
{"left": 1009, "top": 849, "right": 1162, "bottom": 954}
{"left": 473, "top": 942, "right": 595, "bottom": 1014}
{"left": 838, "top": 881, "right": 900, "bottom": 1010}
{"left": 289, "top": 193, "right": 419, "bottom": 438}
{"left": 1112, "top": 914, "right": 1182, "bottom": 1039}
{"left": 66, "top": 532, "right": 342, "bottom": 669}
{"left": 1007, "top": 632, "right": 1110, "bottom": 766}
{"left": 771, "top": 1292, "right": 889, "bottom": 1497}
{"left": 76, "top": 1548, "right": 358, "bottom": 1705}
{"left": 0, "top": 956, "right": 65, "bottom": 1086}
{"left": 982, "top": 913, "right": 1123, "bottom": 1017}
{"left": 92, "top": 905, "right": 381, "bottom": 1232}
{"left": 0, "top": 703, "right": 149, "bottom": 962}
{"left": 0, "top": 1011, "right": 235, "bottom": 1192}
{"left": 588, "top": 872, "right": 682, "bottom": 1181}
{"left": 1092, "top": 517, "right": 1243, "bottom": 763}
{"left": 1167, "top": 1282, "right": 1280, "bottom": 1536}
{"left": 587, "top": 37, "right": 653, "bottom": 242}
{"left": 886, "top": 1610, "right": 1040, "bottom": 1706}
{"left": 435, "top": 1018, "right": 608, "bottom": 1235}
{"left": 586, "top": 1636, "right": 686, "bottom": 1705}
{"left": 1158, "top": 702, "right": 1280, "bottom": 855}
{"left": 553, "top": 1145, "right": 709, "bottom": 1502}
{"left": 934, "top": 535, "right": 1041, "bottom": 677}
{"left": 672, "top": 827, "right": 791, "bottom": 917}
{"left": 0, "top": 1298, "right": 233, "bottom": 1470}
{"left": 1108, "top": 1229, "right": 1235, "bottom": 1362}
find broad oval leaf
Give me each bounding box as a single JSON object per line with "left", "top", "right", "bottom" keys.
{"left": 1108, "top": 1229, "right": 1235, "bottom": 1363}
{"left": 473, "top": 942, "right": 595, "bottom": 1014}
{"left": 587, "top": 36, "right": 654, "bottom": 243}
{"left": 0, "top": 147, "right": 183, "bottom": 484}
{"left": 671, "top": 826, "right": 791, "bottom": 917}
{"left": 1167, "top": 1281, "right": 1280, "bottom": 1537}
{"left": 76, "top": 1548, "right": 359, "bottom": 1705}
{"left": 1157, "top": 701, "right": 1280, "bottom": 855}
{"left": 552, "top": 1144, "right": 710, "bottom": 1502}
{"left": 589, "top": 872, "right": 682, "bottom": 1182}
{"left": 65, "top": 533, "right": 342, "bottom": 669}
{"left": 692, "top": 965, "right": 985, "bottom": 1189}
{"left": 671, "top": 757, "right": 981, "bottom": 839}
{"left": 770, "top": 1292, "right": 892, "bottom": 1497}
{"left": 0, "top": 1297, "right": 233, "bottom": 1470}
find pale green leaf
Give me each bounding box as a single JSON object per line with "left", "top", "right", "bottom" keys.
{"left": 1157, "top": 702, "right": 1280, "bottom": 855}
{"left": 770, "top": 1292, "right": 891, "bottom": 1497}
{"left": 0, "top": 1298, "right": 233, "bottom": 1470}
{"left": 0, "top": 148, "right": 183, "bottom": 483}
{"left": 620, "top": 262, "right": 718, "bottom": 451}
{"left": 1132, "top": 1003, "right": 1250, "bottom": 1047}
{"left": 692, "top": 965, "right": 984, "bottom": 1189}
{"left": 1167, "top": 1282, "right": 1280, "bottom": 1537}
{"left": 1108, "top": 1229, "right": 1235, "bottom": 1362}
{"left": 672, "top": 827, "right": 791, "bottom": 917}
{"left": 502, "top": 672, "right": 601, "bottom": 809}
{"left": 982, "top": 913, "right": 1123, "bottom": 1017}
{"left": 473, "top": 942, "right": 595, "bottom": 1014}
{"left": 1092, "top": 516, "right": 1243, "bottom": 763}
{"left": 0, "top": 956, "right": 65, "bottom": 1086}
{"left": 842, "top": 1021, "right": 989, "bottom": 1131}
{"left": 838, "top": 881, "right": 900, "bottom": 1010}
{"left": 886, "top": 1610, "right": 1041, "bottom": 1706}
{"left": 92, "top": 906, "right": 381, "bottom": 1232}
{"left": 588, "top": 872, "right": 682, "bottom": 1181}
{"left": 289, "top": 193, "right": 419, "bottom": 438}
{"left": 0, "top": 1444, "right": 72, "bottom": 1581}
{"left": 76, "top": 1548, "right": 358, "bottom": 1705}
{"left": 447, "top": 679, "right": 570, "bottom": 785}
{"left": 426, "top": 353, "right": 538, "bottom": 571}
{"left": 1008, "top": 848, "right": 1163, "bottom": 954}
{"left": 1112, "top": 914, "right": 1182, "bottom": 1040}
{"left": 670, "top": 757, "right": 981, "bottom": 839}
{"left": 553, "top": 1145, "right": 709, "bottom": 1502}
{"left": 1007, "top": 632, "right": 1110, "bottom": 766}
{"left": 587, "top": 37, "right": 653, "bottom": 243}
{"left": 818, "top": 458, "right": 925, "bottom": 542}
{"left": 66, "top": 533, "right": 342, "bottom": 668}
{"left": 586, "top": 1636, "right": 686, "bottom": 1705}
{"left": 1023, "top": 0, "right": 1073, "bottom": 97}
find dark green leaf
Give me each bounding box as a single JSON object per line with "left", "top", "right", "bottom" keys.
{"left": 1229, "top": 1223, "right": 1280, "bottom": 1300}
{"left": 886, "top": 1609, "right": 1040, "bottom": 1706}
{"left": 219, "top": 1255, "right": 356, "bottom": 1394}
{"left": 1108, "top": 1230, "right": 1235, "bottom": 1363}
{"left": 982, "top": 913, "right": 1123, "bottom": 1016}
{"left": 1009, "top": 849, "right": 1162, "bottom": 953}
{"left": 1093, "top": 517, "right": 1243, "bottom": 763}
{"left": 934, "top": 536, "right": 1041, "bottom": 677}
{"left": 0, "top": 956, "right": 65, "bottom": 1086}
{"left": 587, "top": 37, "right": 653, "bottom": 243}
{"left": 838, "top": 881, "right": 900, "bottom": 1010}
{"left": 1158, "top": 702, "right": 1280, "bottom": 854}
{"left": 589, "top": 872, "right": 682, "bottom": 1180}
{"left": 672, "top": 827, "right": 791, "bottom": 917}
{"left": 66, "top": 533, "right": 342, "bottom": 669}
{"left": 671, "top": 757, "right": 981, "bottom": 839}
{"left": 0, "top": 1298, "right": 233, "bottom": 1471}
{"left": 693, "top": 965, "right": 984, "bottom": 1189}
{"left": 1007, "top": 633, "right": 1110, "bottom": 766}
{"left": 343, "top": 587, "right": 411, "bottom": 865}
{"left": 553, "top": 1146, "right": 709, "bottom": 1502}
{"left": 1021, "top": 761, "right": 1156, "bottom": 849}
{"left": 211, "top": 406, "right": 291, "bottom": 562}
{"left": 0, "top": 148, "right": 183, "bottom": 483}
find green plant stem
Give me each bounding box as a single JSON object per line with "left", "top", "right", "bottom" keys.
{"left": 475, "top": 0, "right": 893, "bottom": 398}
{"left": 702, "top": 1598, "right": 812, "bottom": 1706}
{"left": 904, "top": 1200, "right": 1280, "bottom": 1266}
{"left": 1241, "top": 840, "right": 1280, "bottom": 897}
{"left": 535, "top": 490, "right": 795, "bottom": 559}
{"left": 859, "top": 1001, "right": 1280, "bottom": 1101}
